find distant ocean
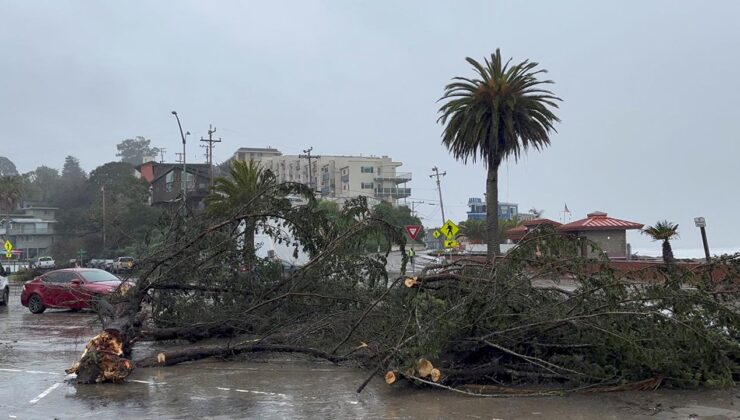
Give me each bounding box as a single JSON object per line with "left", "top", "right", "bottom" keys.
{"left": 633, "top": 247, "right": 740, "bottom": 259}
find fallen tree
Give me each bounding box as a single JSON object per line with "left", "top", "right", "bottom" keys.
{"left": 69, "top": 183, "right": 740, "bottom": 394}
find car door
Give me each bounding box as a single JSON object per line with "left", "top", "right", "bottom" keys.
{"left": 41, "top": 272, "right": 65, "bottom": 307}
{"left": 65, "top": 272, "right": 89, "bottom": 309}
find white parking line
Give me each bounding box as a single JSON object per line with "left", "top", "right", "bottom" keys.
{"left": 0, "top": 368, "right": 22, "bottom": 373}
{"left": 29, "top": 382, "right": 61, "bottom": 404}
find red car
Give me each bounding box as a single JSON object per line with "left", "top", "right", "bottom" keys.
{"left": 21, "top": 268, "right": 123, "bottom": 314}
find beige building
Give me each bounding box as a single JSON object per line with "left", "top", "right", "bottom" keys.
{"left": 233, "top": 149, "right": 411, "bottom": 204}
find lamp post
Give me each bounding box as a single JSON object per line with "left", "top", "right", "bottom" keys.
{"left": 693, "top": 217, "right": 711, "bottom": 262}
{"left": 171, "top": 111, "right": 187, "bottom": 204}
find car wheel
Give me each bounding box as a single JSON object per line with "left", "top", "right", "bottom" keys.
{"left": 0, "top": 287, "right": 8, "bottom": 306}
{"left": 28, "top": 294, "right": 46, "bottom": 314}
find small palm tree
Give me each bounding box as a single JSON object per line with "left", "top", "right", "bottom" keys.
{"left": 643, "top": 220, "right": 679, "bottom": 264}
{"left": 459, "top": 219, "right": 487, "bottom": 243}
{"left": 0, "top": 175, "right": 24, "bottom": 212}
{"left": 206, "top": 160, "right": 277, "bottom": 259}
{"left": 438, "top": 49, "right": 561, "bottom": 260}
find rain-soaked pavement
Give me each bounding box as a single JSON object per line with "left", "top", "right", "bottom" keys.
{"left": 1, "top": 283, "right": 739, "bottom": 419}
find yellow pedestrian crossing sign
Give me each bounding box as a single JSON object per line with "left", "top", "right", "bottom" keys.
{"left": 443, "top": 239, "right": 459, "bottom": 249}
{"left": 432, "top": 230, "right": 442, "bottom": 239}
{"left": 4, "top": 240, "right": 12, "bottom": 259}
{"left": 441, "top": 220, "right": 459, "bottom": 239}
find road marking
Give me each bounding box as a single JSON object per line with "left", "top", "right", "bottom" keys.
{"left": 0, "top": 368, "right": 22, "bottom": 373}
{"left": 29, "top": 382, "right": 61, "bottom": 404}
{"left": 128, "top": 379, "right": 167, "bottom": 385}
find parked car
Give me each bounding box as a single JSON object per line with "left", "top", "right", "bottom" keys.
{"left": 31, "top": 256, "right": 55, "bottom": 270}
{"left": 20, "top": 268, "right": 124, "bottom": 314}
{"left": 0, "top": 272, "right": 9, "bottom": 306}
{"left": 112, "top": 257, "right": 135, "bottom": 273}
{"left": 103, "top": 259, "right": 115, "bottom": 271}
{"left": 86, "top": 259, "right": 102, "bottom": 268}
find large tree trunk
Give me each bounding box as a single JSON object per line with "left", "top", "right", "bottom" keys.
{"left": 486, "top": 158, "right": 501, "bottom": 261}
{"left": 662, "top": 239, "right": 675, "bottom": 264}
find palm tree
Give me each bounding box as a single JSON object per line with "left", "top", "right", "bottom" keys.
{"left": 206, "top": 160, "right": 277, "bottom": 260}
{"left": 0, "top": 175, "right": 24, "bottom": 212}
{"left": 438, "top": 50, "right": 561, "bottom": 260}
{"left": 643, "top": 220, "right": 679, "bottom": 264}
{"left": 459, "top": 219, "right": 487, "bottom": 243}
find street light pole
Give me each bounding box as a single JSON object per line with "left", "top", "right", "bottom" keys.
{"left": 171, "top": 111, "right": 187, "bottom": 204}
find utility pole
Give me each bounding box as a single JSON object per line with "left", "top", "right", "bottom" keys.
{"left": 299, "top": 147, "right": 322, "bottom": 191}
{"left": 159, "top": 148, "right": 166, "bottom": 163}
{"left": 101, "top": 185, "right": 106, "bottom": 250}
{"left": 200, "top": 124, "right": 221, "bottom": 187}
{"left": 409, "top": 200, "right": 425, "bottom": 218}
{"left": 429, "top": 166, "right": 447, "bottom": 225}
{"left": 175, "top": 152, "right": 184, "bottom": 164}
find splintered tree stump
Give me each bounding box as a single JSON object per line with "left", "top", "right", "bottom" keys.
{"left": 404, "top": 277, "right": 419, "bottom": 288}
{"left": 430, "top": 368, "right": 442, "bottom": 383}
{"left": 417, "top": 358, "right": 433, "bottom": 378}
{"left": 66, "top": 330, "right": 134, "bottom": 384}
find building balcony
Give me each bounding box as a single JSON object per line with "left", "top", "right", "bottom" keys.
{"left": 374, "top": 172, "right": 412, "bottom": 184}
{"left": 375, "top": 187, "right": 412, "bottom": 198}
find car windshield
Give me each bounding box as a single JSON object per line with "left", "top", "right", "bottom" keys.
{"left": 79, "top": 270, "right": 120, "bottom": 283}
{"left": 39, "top": 257, "right": 51, "bottom": 261}
{"left": 120, "top": 257, "right": 134, "bottom": 262}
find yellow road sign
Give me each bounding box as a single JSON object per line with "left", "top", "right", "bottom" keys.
{"left": 443, "top": 239, "right": 459, "bottom": 249}
{"left": 3, "top": 240, "right": 12, "bottom": 252}
{"left": 441, "top": 220, "right": 459, "bottom": 239}
{"left": 432, "top": 230, "right": 442, "bottom": 239}
{"left": 4, "top": 252, "right": 11, "bottom": 259}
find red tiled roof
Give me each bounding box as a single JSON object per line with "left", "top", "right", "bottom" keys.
{"left": 557, "top": 211, "right": 643, "bottom": 232}
{"left": 506, "top": 219, "right": 561, "bottom": 241}
{"left": 522, "top": 218, "right": 562, "bottom": 227}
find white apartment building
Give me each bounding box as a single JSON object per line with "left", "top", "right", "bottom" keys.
{"left": 233, "top": 149, "right": 411, "bottom": 204}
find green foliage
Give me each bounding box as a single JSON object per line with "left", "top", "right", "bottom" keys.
{"left": 0, "top": 175, "right": 24, "bottom": 212}
{"left": 438, "top": 49, "right": 560, "bottom": 258}
{"left": 643, "top": 220, "right": 680, "bottom": 264}
{"left": 0, "top": 156, "right": 18, "bottom": 176}
{"left": 116, "top": 136, "right": 160, "bottom": 166}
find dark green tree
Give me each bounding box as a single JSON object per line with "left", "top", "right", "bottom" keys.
{"left": 0, "top": 175, "right": 24, "bottom": 212}
{"left": 0, "top": 156, "right": 18, "bottom": 176}
{"left": 116, "top": 136, "right": 160, "bottom": 166}
{"left": 438, "top": 49, "right": 561, "bottom": 260}
{"left": 643, "top": 220, "right": 680, "bottom": 264}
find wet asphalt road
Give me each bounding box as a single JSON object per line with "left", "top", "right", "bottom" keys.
{"left": 2, "top": 283, "right": 740, "bottom": 419}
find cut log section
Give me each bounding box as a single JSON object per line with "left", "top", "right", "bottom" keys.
{"left": 385, "top": 371, "right": 397, "bottom": 384}
{"left": 404, "top": 277, "right": 419, "bottom": 288}
{"left": 430, "top": 368, "right": 442, "bottom": 383}
{"left": 418, "top": 358, "right": 433, "bottom": 378}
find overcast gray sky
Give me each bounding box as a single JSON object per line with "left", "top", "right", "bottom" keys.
{"left": 2, "top": 0, "right": 738, "bottom": 254}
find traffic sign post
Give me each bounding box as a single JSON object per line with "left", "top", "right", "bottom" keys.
{"left": 4, "top": 240, "right": 13, "bottom": 260}
{"left": 404, "top": 225, "right": 422, "bottom": 241}
{"left": 441, "top": 220, "right": 459, "bottom": 239}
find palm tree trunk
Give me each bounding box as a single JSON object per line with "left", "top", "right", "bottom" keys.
{"left": 662, "top": 239, "right": 674, "bottom": 264}
{"left": 486, "top": 158, "right": 501, "bottom": 261}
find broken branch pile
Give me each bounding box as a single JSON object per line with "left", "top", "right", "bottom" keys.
{"left": 70, "top": 187, "right": 739, "bottom": 394}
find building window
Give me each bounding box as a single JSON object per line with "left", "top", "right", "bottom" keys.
{"left": 361, "top": 182, "right": 374, "bottom": 189}
{"left": 361, "top": 166, "right": 374, "bottom": 173}
{"left": 165, "top": 172, "right": 174, "bottom": 192}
